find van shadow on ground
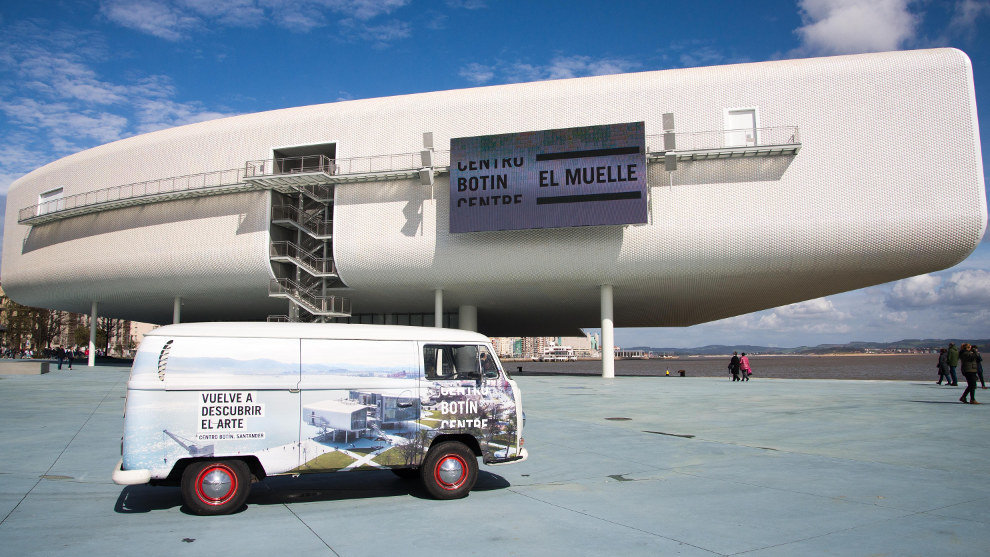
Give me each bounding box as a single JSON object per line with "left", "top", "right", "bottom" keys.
{"left": 113, "top": 470, "right": 510, "bottom": 514}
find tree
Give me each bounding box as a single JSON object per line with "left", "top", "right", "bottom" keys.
{"left": 73, "top": 326, "right": 107, "bottom": 350}
{"left": 1, "top": 298, "right": 51, "bottom": 354}
{"left": 44, "top": 310, "right": 65, "bottom": 349}
{"left": 99, "top": 317, "right": 132, "bottom": 356}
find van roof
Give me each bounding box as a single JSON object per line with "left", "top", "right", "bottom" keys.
{"left": 145, "top": 322, "right": 492, "bottom": 343}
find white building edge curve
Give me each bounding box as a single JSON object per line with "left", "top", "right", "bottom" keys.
{"left": 3, "top": 48, "right": 986, "bottom": 372}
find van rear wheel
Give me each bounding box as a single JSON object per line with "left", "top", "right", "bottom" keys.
{"left": 181, "top": 459, "right": 251, "bottom": 515}
{"left": 420, "top": 441, "right": 477, "bottom": 499}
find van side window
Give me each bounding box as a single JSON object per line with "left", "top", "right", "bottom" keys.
{"left": 424, "top": 344, "right": 480, "bottom": 381}
{"left": 479, "top": 346, "right": 499, "bottom": 379}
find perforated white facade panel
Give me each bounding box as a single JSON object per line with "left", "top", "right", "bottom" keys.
{"left": 2, "top": 49, "right": 985, "bottom": 333}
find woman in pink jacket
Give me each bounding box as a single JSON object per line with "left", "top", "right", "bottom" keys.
{"left": 740, "top": 353, "right": 751, "bottom": 381}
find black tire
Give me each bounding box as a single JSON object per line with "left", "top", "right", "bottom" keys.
{"left": 180, "top": 459, "right": 251, "bottom": 515}
{"left": 420, "top": 441, "right": 477, "bottom": 499}
{"left": 391, "top": 467, "right": 419, "bottom": 480}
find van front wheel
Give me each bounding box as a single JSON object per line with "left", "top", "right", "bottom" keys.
{"left": 181, "top": 460, "right": 250, "bottom": 515}
{"left": 421, "top": 441, "right": 477, "bottom": 499}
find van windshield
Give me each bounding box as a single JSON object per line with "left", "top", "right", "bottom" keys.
{"left": 423, "top": 345, "right": 477, "bottom": 381}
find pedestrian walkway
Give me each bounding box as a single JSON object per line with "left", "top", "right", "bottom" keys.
{"left": 1, "top": 366, "right": 988, "bottom": 556}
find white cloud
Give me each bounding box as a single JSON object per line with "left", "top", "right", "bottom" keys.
{"left": 459, "top": 62, "right": 495, "bottom": 85}
{"left": 885, "top": 270, "right": 990, "bottom": 310}
{"left": 776, "top": 297, "right": 843, "bottom": 318}
{"left": 948, "top": 0, "right": 990, "bottom": 40}
{"left": 445, "top": 0, "right": 486, "bottom": 9}
{"left": 339, "top": 18, "right": 412, "bottom": 47}
{"left": 100, "top": 0, "right": 199, "bottom": 41}
{"left": 329, "top": 0, "right": 409, "bottom": 20}
{"left": 795, "top": 0, "right": 919, "bottom": 55}
{"left": 887, "top": 273, "right": 942, "bottom": 308}
{"left": 459, "top": 55, "right": 641, "bottom": 85}
{"left": 0, "top": 20, "right": 235, "bottom": 187}
{"left": 656, "top": 40, "right": 751, "bottom": 70}
{"left": 99, "top": 0, "right": 411, "bottom": 40}
{"left": 133, "top": 99, "right": 232, "bottom": 134}
{"left": 940, "top": 270, "right": 990, "bottom": 305}
{"left": 0, "top": 98, "right": 129, "bottom": 144}
{"left": 714, "top": 297, "right": 853, "bottom": 336}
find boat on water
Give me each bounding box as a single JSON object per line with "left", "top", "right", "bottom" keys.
{"left": 537, "top": 346, "right": 577, "bottom": 362}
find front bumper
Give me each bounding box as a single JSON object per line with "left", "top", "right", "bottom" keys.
{"left": 112, "top": 459, "right": 151, "bottom": 485}
{"left": 486, "top": 447, "right": 529, "bottom": 466}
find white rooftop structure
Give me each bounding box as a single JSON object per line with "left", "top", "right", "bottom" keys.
{"left": 3, "top": 48, "right": 985, "bottom": 375}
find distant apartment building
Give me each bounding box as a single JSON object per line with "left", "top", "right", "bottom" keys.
{"left": 1, "top": 283, "right": 156, "bottom": 356}
{"left": 492, "top": 331, "right": 600, "bottom": 359}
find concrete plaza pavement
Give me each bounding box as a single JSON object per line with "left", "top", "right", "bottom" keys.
{"left": 1, "top": 364, "right": 989, "bottom": 556}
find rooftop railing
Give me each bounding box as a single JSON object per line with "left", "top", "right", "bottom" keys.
{"left": 18, "top": 127, "right": 798, "bottom": 224}
{"left": 19, "top": 167, "right": 248, "bottom": 223}
{"left": 244, "top": 151, "right": 451, "bottom": 180}
{"left": 645, "top": 126, "right": 800, "bottom": 153}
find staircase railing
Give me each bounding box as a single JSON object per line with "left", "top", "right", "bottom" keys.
{"left": 268, "top": 278, "right": 350, "bottom": 316}
{"left": 270, "top": 241, "right": 337, "bottom": 276}
{"left": 271, "top": 205, "right": 333, "bottom": 237}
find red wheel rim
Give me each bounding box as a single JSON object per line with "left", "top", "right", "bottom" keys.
{"left": 194, "top": 464, "right": 238, "bottom": 505}
{"left": 434, "top": 454, "right": 468, "bottom": 490}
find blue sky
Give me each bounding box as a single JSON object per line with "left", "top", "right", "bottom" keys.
{"left": 0, "top": 0, "right": 988, "bottom": 348}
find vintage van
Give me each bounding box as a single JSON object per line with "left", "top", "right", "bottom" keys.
{"left": 112, "top": 322, "right": 527, "bottom": 515}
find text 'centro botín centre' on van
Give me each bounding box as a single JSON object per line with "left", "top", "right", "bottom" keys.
{"left": 2, "top": 48, "right": 987, "bottom": 379}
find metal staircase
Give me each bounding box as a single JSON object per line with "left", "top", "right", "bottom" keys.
{"left": 269, "top": 241, "right": 337, "bottom": 277}
{"left": 268, "top": 278, "right": 350, "bottom": 318}
{"left": 257, "top": 155, "right": 351, "bottom": 321}
{"left": 271, "top": 204, "right": 332, "bottom": 239}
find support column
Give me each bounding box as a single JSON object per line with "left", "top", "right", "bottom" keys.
{"left": 173, "top": 296, "right": 181, "bottom": 324}
{"left": 434, "top": 289, "right": 443, "bottom": 328}
{"left": 88, "top": 302, "right": 98, "bottom": 367}
{"left": 601, "top": 285, "right": 614, "bottom": 379}
{"left": 458, "top": 305, "right": 477, "bottom": 332}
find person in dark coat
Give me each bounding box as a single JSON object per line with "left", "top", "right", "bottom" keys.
{"left": 937, "top": 348, "right": 950, "bottom": 385}
{"left": 947, "top": 343, "right": 960, "bottom": 386}
{"left": 729, "top": 351, "right": 741, "bottom": 381}
{"left": 973, "top": 345, "right": 985, "bottom": 389}
{"left": 55, "top": 346, "right": 65, "bottom": 370}
{"left": 959, "top": 343, "right": 979, "bottom": 404}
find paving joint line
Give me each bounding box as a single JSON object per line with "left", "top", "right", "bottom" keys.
{"left": 506, "top": 487, "right": 725, "bottom": 556}
{"left": 663, "top": 467, "right": 940, "bottom": 514}
{"left": 284, "top": 504, "right": 341, "bottom": 556}
{"left": 0, "top": 375, "right": 124, "bottom": 527}
{"left": 725, "top": 506, "right": 950, "bottom": 556}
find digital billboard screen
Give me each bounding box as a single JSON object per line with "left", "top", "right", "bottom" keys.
{"left": 449, "top": 122, "right": 647, "bottom": 233}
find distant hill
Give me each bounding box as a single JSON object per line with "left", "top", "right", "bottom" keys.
{"left": 626, "top": 339, "right": 990, "bottom": 356}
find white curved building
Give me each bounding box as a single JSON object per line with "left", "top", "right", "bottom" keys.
{"left": 2, "top": 49, "right": 986, "bottom": 345}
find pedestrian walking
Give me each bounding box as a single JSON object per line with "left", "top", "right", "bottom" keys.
{"left": 66, "top": 348, "right": 74, "bottom": 370}
{"left": 55, "top": 346, "right": 65, "bottom": 370}
{"left": 740, "top": 352, "right": 752, "bottom": 381}
{"left": 729, "top": 351, "right": 741, "bottom": 381}
{"left": 974, "top": 345, "right": 985, "bottom": 389}
{"left": 947, "top": 343, "right": 960, "bottom": 386}
{"left": 959, "top": 343, "right": 980, "bottom": 404}
{"left": 937, "top": 348, "right": 950, "bottom": 385}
